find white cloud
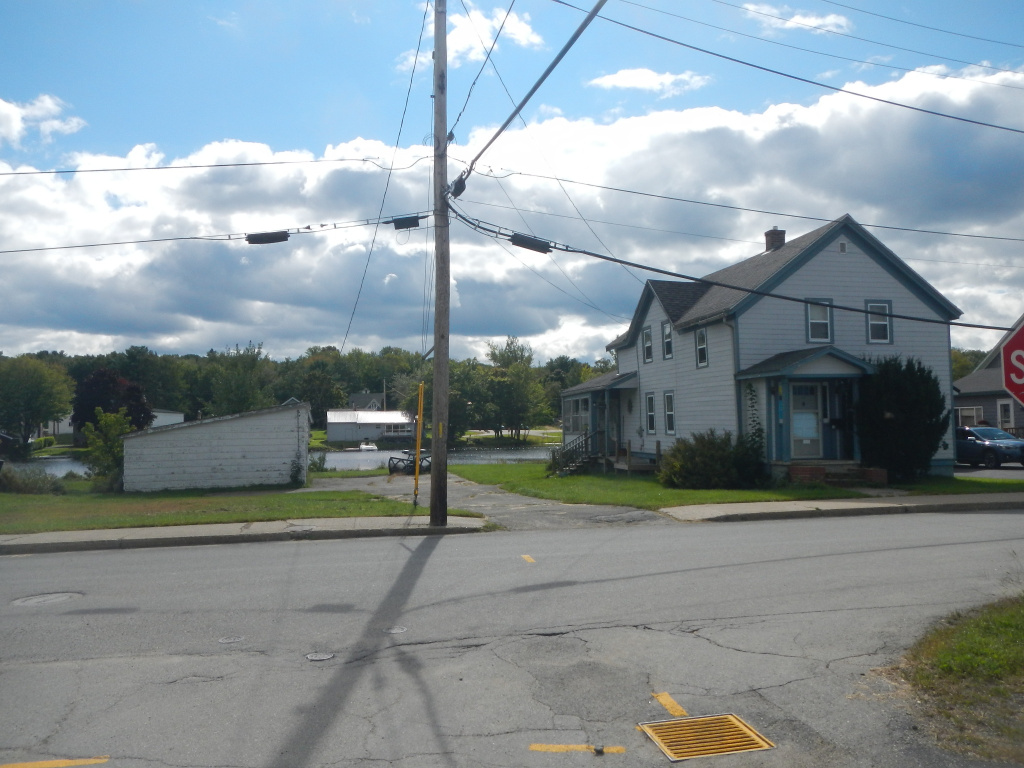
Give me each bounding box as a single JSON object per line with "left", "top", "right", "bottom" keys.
{"left": 588, "top": 69, "right": 711, "bottom": 98}
{"left": 0, "top": 94, "right": 85, "bottom": 148}
{"left": 1, "top": 68, "right": 1022, "bottom": 362}
{"left": 397, "top": 3, "right": 543, "bottom": 71}
{"left": 743, "top": 3, "right": 852, "bottom": 34}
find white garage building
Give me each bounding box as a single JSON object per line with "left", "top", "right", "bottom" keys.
{"left": 122, "top": 402, "right": 310, "bottom": 492}
{"left": 326, "top": 409, "right": 415, "bottom": 443}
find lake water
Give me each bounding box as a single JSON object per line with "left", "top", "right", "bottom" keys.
{"left": 20, "top": 444, "right": 557, "bottom": 477}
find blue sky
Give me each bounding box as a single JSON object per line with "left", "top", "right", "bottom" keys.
{"left": 2, "top": 0, "right": 1023, "bottom": 362}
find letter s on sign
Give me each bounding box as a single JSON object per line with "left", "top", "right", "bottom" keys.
{"left": 1012, "top": 349, "right": 1024, "bottom": 385}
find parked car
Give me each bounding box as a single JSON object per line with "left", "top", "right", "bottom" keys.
{"left": 955, "top": 426, "right": 1024, "bottom": 468}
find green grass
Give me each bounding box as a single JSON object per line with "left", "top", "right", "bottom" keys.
{"left": 309, "top": 468, "right": 389, "bottom": 479}
{"left": 0, "top": 485, "right": 436, "bottom": 534}
{"left": 900, "top": 594, "right": 1024, "bottom": 762}
{"left": 448, "top": 462, "right": 863, "bottom": 509}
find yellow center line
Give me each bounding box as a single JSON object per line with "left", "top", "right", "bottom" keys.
{"left": 521, "top": 555, "right": 535, "bottom": 563}
{"left": 653, "top": 691, "right": 688, "bottom": 717}
{"left": 529, "top": 744, "right": 625, "bottom": 754}
{"left": 1, "top": 758, "right": 110, "bottom": 768}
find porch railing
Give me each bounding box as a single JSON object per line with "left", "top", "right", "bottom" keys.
{"left": 549, "top": 430, "right": 594, "bottom": 474}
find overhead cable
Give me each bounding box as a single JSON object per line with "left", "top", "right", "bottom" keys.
{"left": 448, "top": 206, "right": 1014, "bottom": 332}
{"left": 449, "top": 0, "right": 519, "bottom": 139}
{"left": 340, "top": 0, "right": 431, "bottom": 355}
{"left": 617, "top": 0, "right": 1024, "bottom": 92}
{"left": 453, "top": 0, "right": 608, "bottom": 195}
{"left": 0, "top": 156, "right": 432, "bottom": 177}
{"left": 701, "top": 0, "right": 1024, "bottom": 75}
{"left": 813, "top": 0, "right": 1024, "bottom": 49}
{"left": 0, "top": 211, "right": 434, "bottom": 255}
{"left": 475, "top": 167, "right": 1024, "bottom": 243}
{"left": 552, "top": 0, "right": 1024, "bottom": 136}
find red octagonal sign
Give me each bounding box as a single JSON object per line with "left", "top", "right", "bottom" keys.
{"left": 1003, "top": 324, "right": 1024, "bottom": 408}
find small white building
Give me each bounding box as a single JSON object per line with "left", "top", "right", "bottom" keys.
{"left": 123, "top": 402, "right": 310, "bottom": 492}
{"left": 326, "top": 409, "right": 414, "bottom": 442}
{"left": 150, "top": 408, "right": 185, "bottom": 428}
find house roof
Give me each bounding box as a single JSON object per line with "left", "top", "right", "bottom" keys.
{"left": 972, "top": 310, "right": 1024, "bottom": 373}
{"left": 735, "top": 346, "right": 875, "bottom": 380}
{"left": 609, "top": 214, "right": 962, "bottom": 351}
{"left": 953, "top": 365, "right": 1007, "bottom": 395}
{"left": 123, "top": 402, "right": 310, "bottom": 440}
{"left": 561, "top": 370, "right": 637, "bottom": 396}
{"left": 349, "top": 392, "right": 385, "bottom": 409}
{"left": 327, "top": 410, "right": 412, "bottom": 425}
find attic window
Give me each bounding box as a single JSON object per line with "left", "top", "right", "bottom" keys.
{"left": 642, "top": 327, "right": 653, "bottom": 363}
{"left": 838, "top": 242, "right": 847, "bottom": 254}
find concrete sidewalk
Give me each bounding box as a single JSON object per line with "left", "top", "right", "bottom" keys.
{"left": 2, "top": 475, "right": 1023, "bottom": 555}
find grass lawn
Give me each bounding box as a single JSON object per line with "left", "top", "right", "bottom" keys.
{"left": 895, "top": 594, "right": 1024, "bottom": 762}
{"left": 449, "top": 462, "right": 864, "bottom": 509}
{"left": 0, "top": 481, "right": 437, "bottom": 535}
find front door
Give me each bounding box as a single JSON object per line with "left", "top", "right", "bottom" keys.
{"left": 791, "top": 383, "right": 822, "bottom": 458}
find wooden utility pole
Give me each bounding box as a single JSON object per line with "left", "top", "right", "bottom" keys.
{"left": 430, "top": 0, "right": 450, "bottom": 526}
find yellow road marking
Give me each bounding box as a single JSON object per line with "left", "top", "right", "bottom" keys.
{"left": 653, "top": 691, "right": 688, "bottom": 717}
{"left": 529, "top": 744, "right": 625, "bottom": 754}
{"left": 522, "top": 555, "right": 535, "bottom": 563}
{"left": 1, "top": 758, "right": 110, "bottom": 768}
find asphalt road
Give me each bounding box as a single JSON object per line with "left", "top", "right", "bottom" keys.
{"left": 3, "top": 512, "right": 1024, "bottom": 768}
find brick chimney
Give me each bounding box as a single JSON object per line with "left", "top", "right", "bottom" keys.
{"left": 765, "top": 226, "right": 786, "bottom": 251}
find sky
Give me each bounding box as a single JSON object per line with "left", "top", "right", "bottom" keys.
{"left": 2, "top": 0, "right": 1023, "bottom": 365}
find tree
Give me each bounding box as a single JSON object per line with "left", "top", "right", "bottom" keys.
{"left": 81, "top": 408, "right": 133, "bottom": 491}
{"left": 951, "top": 347, "right": 987, "bottom": 381}
{"left": 486, "top": 336, "right": 533, "bottom": 368}
{"left": 856, "top": 356, "right": 950, "bottom": 481}
{"left": 71, "top": 368, "right": 154, "bottom": 436}
{"left": 0, "top": 356, "right": 75, "bottom": 455}
{"left": 205, "top": 342, "right": 277, "bottom": 416}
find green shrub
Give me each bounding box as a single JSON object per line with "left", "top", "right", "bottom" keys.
{"left": 31, "top": 436, "right": 56, "bottom": 451}
{"left": 81, "top": 407, "right": 133, "bottom": 492}
{"left": 659, "top": 428, "right": 767, "bottom": 490}
{"left": 0, "top": 465, "right": 65, "bottom": 494}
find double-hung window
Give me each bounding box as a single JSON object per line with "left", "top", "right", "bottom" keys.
{"left": 806, "top": 299, "right": 833, "bottom": 343}
{"left": 695, "top": 328, "right": 708, "bottom": 368}
{"left": 642, "top": 327, "right": 653, "bottom": 363}
{"left": 664, "top": 392, "right": 676, "bottom": 434}
{"left": 866, "top": 300, "right": 893, "bottom": 343}
{"left": 661, "top": 321, "right": 673, "bottom": 359}
{"left": 645, "top": 392, "right": 656, "bottom": 433}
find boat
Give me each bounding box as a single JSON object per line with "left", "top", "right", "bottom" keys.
{"left": 358, "top": 441, "right": 378, "bottom": 451}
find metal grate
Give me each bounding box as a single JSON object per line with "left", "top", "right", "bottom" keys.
{"left": 639, "top": 714, "right": 774, "bottom": 762}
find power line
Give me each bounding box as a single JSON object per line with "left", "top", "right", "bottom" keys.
{"left": 812, "top": 0, "right": 1024, "bottom": 49}
{"left": 455, "top": 0, "right": 608, "bottom": 192}
{"left": 475, "top": 167, "right": 1024, "bottom": 243}
{"left": 0, "top": 156, "right": 432, "bottom": 177}
{"left": 449, "top": 0, "right": 519, "bottom": 139}
{"left": 552, "top": 0, "right": 1024, "bottom": 136}
{"left": 701, "top": 0, "right": 1024, "bottom": 75}
{"left": 340, "top": 0, "right": 432, "bottom": 355}
{"left": 617, "top": 0, "right": 1024, "bottom": 93}
{"left": 0, "top": 211, "right": 433, "bottom": 255}
{"left": 448, "top": 206, "right": 1014, "bottom": 332}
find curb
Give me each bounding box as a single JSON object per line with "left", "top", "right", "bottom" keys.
{"left": 702, "top": 498, "right": 1024, "bottom": 522}
{"left": 0, "top": 524, "right": 483, "bottom": 556}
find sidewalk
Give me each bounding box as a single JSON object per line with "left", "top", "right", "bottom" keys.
{"left": 3, "top": 481, "right": 1023, "bottom": 555}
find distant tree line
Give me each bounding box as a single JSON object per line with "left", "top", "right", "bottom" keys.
{"left": 0, "top": 338, "right": 614, "bottom": 450}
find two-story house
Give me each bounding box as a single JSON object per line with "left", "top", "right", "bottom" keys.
{"left": 562, "top": 214, "right": 962, "bottom": 476}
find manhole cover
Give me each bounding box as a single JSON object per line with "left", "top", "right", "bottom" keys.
{"left": 639, "top": 714, "right": 774, "bottom": 761}
{"left": 218, "top": 636, "right": 244, "bottom": 644}
{"left": 11, "top": 592, "right": 83, "bottom": 607}
{"left": 383, "top": 626, "right": 407, "bottom": 634}
{"left": 306, "top": 652, "right": 335, "bottom": 662}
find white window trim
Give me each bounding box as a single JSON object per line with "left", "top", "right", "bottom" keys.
{"left": 866, "top": 300, "right": 893, "bottom": 344}
{"left": 955, "top": 406, "right": 984, "bottom": 427}
{"left": 645, "top": 392, "right": 656, "bottom": 434}
{"left": 664, "top": 391, "right": 676, "bottom": 434}
{"left": 662, "top": 321, "right": 673, "bottom": 359}
{"left": 642, "top": 326, "right": 653, "bottom": 363}
{"left": 695, "top": 328, "right": 708, "bottom": 368}
{"left": 806, "top": 299, "right": 833, "bottom": 343}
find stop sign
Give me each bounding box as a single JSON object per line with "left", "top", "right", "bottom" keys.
{"left": 1003, "top": 323, "right": 1024, "bottom": 408}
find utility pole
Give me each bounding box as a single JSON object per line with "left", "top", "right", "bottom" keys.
{"left": 430, "top": 0, "right": 450, "bottom": 527}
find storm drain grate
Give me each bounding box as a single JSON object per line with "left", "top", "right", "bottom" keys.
{"left": 639, "top": 714, "right": 774, "bottom": 762}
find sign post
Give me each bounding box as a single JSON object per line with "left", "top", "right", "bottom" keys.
{"left": 1002, "top": 323, "right": 1024, "bottom": 408}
